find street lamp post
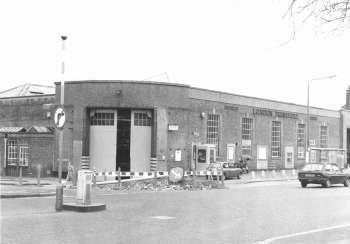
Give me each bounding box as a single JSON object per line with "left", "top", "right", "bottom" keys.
{"left": 306, "top": 75, "right": 336, "bottom": 163}
{"left": 58, "top": 35, "right": 67, "bottom": 183}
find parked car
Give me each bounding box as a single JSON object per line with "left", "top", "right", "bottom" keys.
{"left": 298, "top": 163, "right": 350, "bottom": 188}
{"left": 222, "top": 162, "right": 242, "bottom": 179}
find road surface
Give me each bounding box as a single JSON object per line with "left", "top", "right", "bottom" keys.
{"left": 1, "top": 181, "right": 350, "bottom": 244}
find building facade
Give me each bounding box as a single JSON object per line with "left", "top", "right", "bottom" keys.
{"left": 0, "top": 84, "right": 56, "bottom": 176}
{"left": 1, "top": 81, "right": 349, "bottom": 176}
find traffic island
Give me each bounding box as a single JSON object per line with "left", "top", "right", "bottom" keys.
{"left": 63, "top": 202, "right": 106, "bottom": 212}
{"left": 56, "top": 168, "right": 106, "bottom": 212}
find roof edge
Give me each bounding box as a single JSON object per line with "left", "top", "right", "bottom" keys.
{"left": 54, "top": 80, "right": 190, "bottom": 88}
{"left": 190, "top": 86, "right": 340, "bottom": 113}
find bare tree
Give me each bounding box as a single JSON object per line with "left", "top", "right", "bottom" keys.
{"left": 287, "top": 0, "right": 350, "bottom": 31}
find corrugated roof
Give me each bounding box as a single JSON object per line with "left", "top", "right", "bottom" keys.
{"left": 0, "top": 127, "right": 26, "bottom": 133}
{"left": 0, "top": 84, "right": 55, "bottom": 98}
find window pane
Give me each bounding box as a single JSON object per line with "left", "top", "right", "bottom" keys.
{"left": 207, "top": 114, "right": 220, "bottom": 155}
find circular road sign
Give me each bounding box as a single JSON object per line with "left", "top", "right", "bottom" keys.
{"left": 54, "top": 107, "right": 66, "bottom": 130}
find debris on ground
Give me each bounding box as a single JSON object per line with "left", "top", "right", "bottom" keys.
{"left": 96, "top": 177, "right": 225, "bottom": 192}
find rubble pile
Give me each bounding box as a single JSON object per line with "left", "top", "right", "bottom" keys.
{"left": 97, "top": 177, "right": 224, "bottom": 192}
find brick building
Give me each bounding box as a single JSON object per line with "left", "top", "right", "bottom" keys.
{"left": 1, "top": 81, "right": 349, "bottom": 176}
{"left": 0, "top": 84, "right": 56, "bottom": 176}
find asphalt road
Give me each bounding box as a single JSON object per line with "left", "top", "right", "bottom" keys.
{"left": 1, "top": 181, "right": 350, "bottom": 244}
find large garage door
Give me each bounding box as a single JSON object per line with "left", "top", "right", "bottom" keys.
{"left": 89, "top": 110, "right": 117, "bottom": 172}
{"left": 130, "top": 110, "right": 152, "bottom": 172}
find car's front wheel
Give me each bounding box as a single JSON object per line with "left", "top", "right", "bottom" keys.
{"left": 344, "top": 178, "right": 350, "bottom": 187}
{"left": 301, "top": 181, "right": 307, "bottom": 188}
{"left": 323, "top": 179, "right": 331, "bottom": 188}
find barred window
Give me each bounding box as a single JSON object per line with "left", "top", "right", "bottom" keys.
{"left": 271, "top": 121, "right": 281, "bottom": 158}
{"left": 241, "top": 117, "right": 253, "bottom": 156}
{"left": 320, "top": 125, "right": 328, "bottom": 148}
{"left": 19, "top": 144, "right": 30, "bottom": 166}
{"left": 320, "top": 125, "right": 328, "bottom": 160}
{"left": 7, "top": 140, "right": 17, "bottom": 165}
{"left": 134, "top": 112, "right": 152, "bottom": 126}
{"left": 90, "top": 112, "right": 114, "bottom": 126}
{"left": 207, "top": 114, "right": 220, "bottom": 154}
{"left": 297, "top": 123, "right": 305, "bottom": 159}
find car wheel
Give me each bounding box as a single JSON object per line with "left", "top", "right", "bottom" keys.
{"left": 323, "top": 179, "right": 331, "bottom": 188}
{"left": 301, "top": 181, "right": 307, "bottom": 188}
{"left": 237, "top": 174, "right": 240, "bottom": 179}
{"left": 344, "top": 179, "right": 350, "bottom": 187}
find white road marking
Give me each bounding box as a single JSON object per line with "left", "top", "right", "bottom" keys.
{"left": 255, "top": 222, "right": 350, "bottom": 243}
{"left": 151, "top": 216, "right": 176, "bottom": 220}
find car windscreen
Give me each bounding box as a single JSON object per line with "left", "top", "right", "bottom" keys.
{"left": 302, "top": 164, "right": 324, "bottom": 171}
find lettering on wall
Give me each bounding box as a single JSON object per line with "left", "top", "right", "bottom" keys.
{"left": 253, "top": 108, "right": 298, "bottom": 119}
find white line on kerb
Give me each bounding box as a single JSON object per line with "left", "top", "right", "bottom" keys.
{"left": 255, "top": 222, "right": 350, "bottom": 244}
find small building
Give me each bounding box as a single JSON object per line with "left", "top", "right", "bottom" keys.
{"left": 0, "top": 81, "right": 349, "bottom": 176}
{"left": 0, "top": 84, "right": 56, "bottom": 177}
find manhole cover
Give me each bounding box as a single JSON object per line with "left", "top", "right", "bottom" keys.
{"left": 151, "top": 216, "right": 176, "bottom": 220}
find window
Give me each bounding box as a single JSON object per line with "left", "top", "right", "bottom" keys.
{"left": 320, "top": 125, "right": 328, "bottom": 160}
{"left": 7, "top": 140, "right": 17, "bottom": 165}
{"left": 19, "top": 144, "right": 29, "bottom": 166}
{"left": 90, "top": 112, "right": 114, "bottom": 126}
{"left": 297, "top": 123, "right": 305, "bottom": 159}
{"left": 134, "top": 112, "right": 152, "bottom": 126}
{"left": 271, "top": 121, "right": 281, "bottom": 158}
{"left": 207, "top": 114, "right": 220, "bottom": 155}
{"left": 241, "top": 118, "right": 253, "bottom": 156}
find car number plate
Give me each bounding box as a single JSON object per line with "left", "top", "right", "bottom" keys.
{"left": 305, "top": 174, "right": 315, "bottom": 177}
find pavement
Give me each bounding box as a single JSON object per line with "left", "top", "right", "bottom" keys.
{"left": 0, "top": 169, "right": 298, "bottom": 198}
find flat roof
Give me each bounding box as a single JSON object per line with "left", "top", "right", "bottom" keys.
{"left": 55, "top": 80, "right": 190, "bottom": 88}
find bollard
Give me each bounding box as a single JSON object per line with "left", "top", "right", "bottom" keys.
{"left": 92, "top": 171, "right": 96, "bottom": 186}
{"left": 37, "top": 164, "right": 41, "bottom": 186}
{"left": 103, "top": 169, "right": 107, "bottom": 182}
{"left": 118, "top": 167, "right": 121, "bottom": 189}
{"left": 282, "top": 170, "right": 286, "bottom": 176}
{"left": 18, "top": 166, "right": 23, "bottom": 185}
{"left": 55, "top": 185, "right": 63, "bottom": 211}
{"left": 251, "top": 171, "right": 256, "bottom": 179}
{"left": 221, "top": 171, "right": 225, "bottom": 185}
{"left": 85, "top": 183, "right": 91, "bottom": 205}
{"left": 261, "top": 170, "right": 265, "bottom": 178}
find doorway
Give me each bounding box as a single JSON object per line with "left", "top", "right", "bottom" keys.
{"left": 347, "top": 128, "right": 350, "bottom": 165}
{"left": 116, "top": 109, "right": 131, "bottom": 171}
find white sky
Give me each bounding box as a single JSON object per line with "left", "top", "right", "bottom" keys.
{"left": 0, "top": 0, "right": 349, "bottom": 110}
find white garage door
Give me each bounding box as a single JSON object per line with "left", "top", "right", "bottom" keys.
{"left": 89, "top": 110, "right": 117, "bottom": 172}
{"left": 130, "top": 110, "right": 152, "bottom": 172}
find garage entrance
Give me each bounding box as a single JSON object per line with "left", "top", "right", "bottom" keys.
{"left": 89, "top": 108, "right": 152, "bottom": 173}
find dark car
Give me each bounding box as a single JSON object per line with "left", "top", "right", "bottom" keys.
{"left": 222, "top": 162, "right": 242, "bottom": 179}
{"left": 298, "top": 163, "right": 350, "bottom": 188}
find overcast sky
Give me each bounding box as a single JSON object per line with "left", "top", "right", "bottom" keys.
{"left": 1, "top": 0, "right": 349, "bottom": 110}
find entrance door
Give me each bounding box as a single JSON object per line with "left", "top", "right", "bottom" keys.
{"left": 347, "top": 128, "right": 350, "bottom": 165}
{"left": 227, "top": 144, "right": 236, "bottom": 163}
{"left": 257, "top": 145, "right": 268, "bottom": 169}
{"left": 130, "top": 110, "right": 152, "bottom": 172}
{"left": 116, "top": 109, "right": 131, "bottom": 171}
{"left": 89, "top": 110, "right": 117, "bottom": 172}
{"left": 285, "top": 146, "right": 294, "bottom": 169}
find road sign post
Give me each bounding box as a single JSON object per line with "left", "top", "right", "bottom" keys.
{"left": 54, "top": 107, "right": 66, "bottom": 184}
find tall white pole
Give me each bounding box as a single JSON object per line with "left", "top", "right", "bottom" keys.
{"left": 58, "top": 35, "right": 67, "bottom": 183}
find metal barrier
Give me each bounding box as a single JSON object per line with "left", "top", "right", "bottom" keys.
{"left": 93, "top": 170, "right": 224, "bottom": 185}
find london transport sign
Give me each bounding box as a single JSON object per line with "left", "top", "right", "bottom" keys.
{"left": 54, "top": 107, "right": 66, "bottom": 130}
